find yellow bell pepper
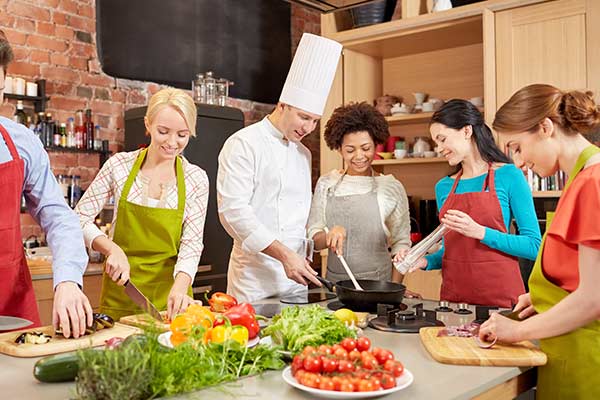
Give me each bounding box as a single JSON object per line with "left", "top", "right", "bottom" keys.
{"left": 209, "top": 325, "right": 249, "bottom": 346}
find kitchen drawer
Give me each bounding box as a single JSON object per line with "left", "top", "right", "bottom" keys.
{"left": 192, "top": 274, "right": 227, "bottom": 301}
{"left": 195, "top": 263, "right": 227, "bottom": 277}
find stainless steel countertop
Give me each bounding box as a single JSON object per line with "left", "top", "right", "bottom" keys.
{"left": 1, "top": 292, "right": 531, "bottom": 400}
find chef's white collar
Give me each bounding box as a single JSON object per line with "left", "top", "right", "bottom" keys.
{"left": 263, "top": 116, "right": 289, "bottom": 145}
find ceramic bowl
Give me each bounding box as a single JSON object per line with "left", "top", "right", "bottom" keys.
{"left": 423, "top": 151, "right": 437, "bottom": 158}
{"left": 377, "top": 152, "right": 394, "bottom": 160}
{"left": 394, "top": 149, "right": 407, "bottom": 159}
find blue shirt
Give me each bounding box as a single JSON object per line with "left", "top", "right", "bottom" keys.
{"left": 425, "top": 164, "right": 541, "bottom": 270}
{"left": 0, "top": 116, "right": 88, "bottom": 288}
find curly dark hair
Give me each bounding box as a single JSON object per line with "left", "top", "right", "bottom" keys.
{"left": 324, "top": 102, "right": 390, "bottom": 150}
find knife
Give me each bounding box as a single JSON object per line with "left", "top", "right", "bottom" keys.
{"left": 0, "top": 316, "right": 33, "bottom": 331}
{"left": 124, "top": 280, "right": 164, "bottom": 321}
{"left": 499, "top": 309, "right": 523, "bottom": 321}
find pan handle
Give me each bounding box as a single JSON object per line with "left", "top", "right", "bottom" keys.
{"left": 316, "top": 276, "right": 335, "bottom": 293}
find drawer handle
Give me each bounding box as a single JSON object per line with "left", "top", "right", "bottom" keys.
{"left": 193, "top": 285, "right": 212, "bottom": 294}
{"left": 197, "top": 265, "right": 212, "bottom": 273}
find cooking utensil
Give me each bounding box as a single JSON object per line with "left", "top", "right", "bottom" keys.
{"left": 317, "top": 276, "right": 406, "bottom": 311}
{"left": 0, "top": 316, "right": 33, "bottom": 331}
{"left": 323, "top": 227, "right": 363, "bottom": 290}
{"left": 394, "top": 224, "right": 448, "bottom": 273}
{"left": 124, "top": 280, "right": 163, "bottom": 321}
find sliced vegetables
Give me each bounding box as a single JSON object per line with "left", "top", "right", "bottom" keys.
{"left": 14, "top": 331, "right": 51, "bottom": 344}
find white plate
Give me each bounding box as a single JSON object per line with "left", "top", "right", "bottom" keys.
{"left": 259, "top": 335, "right": 292, "bottom": 358}
{"left": 157, "top": 331, "right": 260, "bottom": 348}
{"left": 281, "top": 366, "right": 414, "bottom": 399}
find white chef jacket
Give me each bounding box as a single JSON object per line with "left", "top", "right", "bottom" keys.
{"left": 217, "top": 117, "right": 312, "bottom": 303}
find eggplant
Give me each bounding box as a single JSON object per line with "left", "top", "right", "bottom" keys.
{"left": 15, "top": 331, "right": 52, "bottom": 344}
{"left": 93, "top": 313, "right": 114, "bottom": 329}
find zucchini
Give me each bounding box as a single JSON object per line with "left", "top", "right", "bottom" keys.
{"left": 33, "top": 351, "right": 79, "bottom": 383}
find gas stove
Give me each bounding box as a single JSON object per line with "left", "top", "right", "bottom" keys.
{"left": 367, "top": 301, "right": 506, "bottom": 333}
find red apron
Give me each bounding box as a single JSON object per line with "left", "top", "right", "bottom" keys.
{"left": 439, "top": 166, "right": 524, "bottom": 307}
{"left": 0, "top": 123, "right": 40, "bottom": 326}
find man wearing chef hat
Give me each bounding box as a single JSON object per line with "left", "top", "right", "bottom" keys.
{"left": 218, "top": 33, "right": 342, "bottom": 302}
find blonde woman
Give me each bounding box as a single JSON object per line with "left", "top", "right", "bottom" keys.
{"left": 76, "top": 88, "right": 209, "bottom": 320}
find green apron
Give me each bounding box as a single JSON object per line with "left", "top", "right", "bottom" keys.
{"left": 529, "top": 145, "right": 600, "bottom": 400}
{"left": 99, "top": 148, "right": 192, "bottom": 320}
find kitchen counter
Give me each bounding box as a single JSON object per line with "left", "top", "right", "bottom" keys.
{"left": 28, "top": 260, "right": 104, "bottom": 281}
{"left": 0, "top": 294, "right": 536, "bottom": 400}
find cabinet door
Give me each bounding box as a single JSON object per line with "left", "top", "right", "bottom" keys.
{"left": 495, "top": 0, "right": 600, "bottom": 110}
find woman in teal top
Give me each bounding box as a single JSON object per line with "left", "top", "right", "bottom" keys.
{"left": 396, "top": 99, "right": 541, "bottom": 306}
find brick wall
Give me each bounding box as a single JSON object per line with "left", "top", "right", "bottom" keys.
{"left": 1, "top": 0, "right": 320, "bottom": 240}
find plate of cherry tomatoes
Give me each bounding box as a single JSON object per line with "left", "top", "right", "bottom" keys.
{"left": 282, "top": 337, "right": 413, "bottom": 398}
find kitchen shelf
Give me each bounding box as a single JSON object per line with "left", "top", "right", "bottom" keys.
{"left": 372, "top": 157, "right": 446, "bottom": 166}
{"left": 45, "top": 146, "right": 109, "bottom": 155}
{"left": 532, "top": 190, "right": 562, "bottom": 198}
{"left": 4, "top": 79, "right": 49, "bottom": 112}
{"left": 385, "top": 107, "right": 484, "bottom": 126}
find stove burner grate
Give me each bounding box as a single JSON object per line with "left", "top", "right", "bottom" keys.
{"left": 368, "top": 303, "right": 444, "bottom": 333}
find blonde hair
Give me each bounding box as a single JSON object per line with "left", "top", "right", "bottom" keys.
{"left": 146, "top": 88, "right": 197, "bottom": 136}
{"left": 493, "top": 84, "right": 600, "bottom": 136}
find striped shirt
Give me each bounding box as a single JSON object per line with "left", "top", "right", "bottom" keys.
{"left": 75, "top": 149, "right": 209, "bottom": 279}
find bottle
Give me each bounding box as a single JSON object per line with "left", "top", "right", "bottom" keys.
{"left": 75, "top": 109, "right": 84, "bottom": 149}
{"left": 27, "top": 116, "right": 35, "bottom": 132}
{"left": 57, "top": 174, "right": 70, "bottom": 204}
{"left": 204, "top": 71, "right": 216, "bottom": 104}
{"left": 59, "top": 123, "right": 67, "bottom": 148}
{"left": 69, "top": 175, "right": 82, "bottom": 208}
{"left": 35, "top": 112, "right": 45, "bottom": 145}
{"left": 53, "top": 121, "right": 61, "bottom": 147}
{"left": 44, "top": 113, "right": 54, "bottom": 148}
{"left": 94, "top": 125, "right": 102, "bottom": 150}
{"left": 13, "top": 100, "right": 27, "bottom": 125}
{"left": 66, "top": 117, "right": 75, "bottom": 148}
{"left": 85, "top": 109, "right": 94, "bottom": 150}
{"left": 192, "top": 73, "right": 205, "bottom": 103}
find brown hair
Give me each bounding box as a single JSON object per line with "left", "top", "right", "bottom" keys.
{"left": 493, "top": 83, "right": 600, "bottom": 136}
{"left": 0, "top": 29, "right": 14, "bottom": 75}
{"left": 324, "top": 102, "right": 389, "bottom": 150}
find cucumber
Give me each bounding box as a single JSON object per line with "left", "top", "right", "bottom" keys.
{"left": 33, "top": 351, "right": 79, "bottom": 383}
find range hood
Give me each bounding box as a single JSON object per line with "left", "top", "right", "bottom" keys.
{"left": 285, "top": 0, "right": 384, "bottom": 13}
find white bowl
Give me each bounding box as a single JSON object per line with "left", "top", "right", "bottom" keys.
{"left": 423, "top": 151, "right": 437, "bottom": 158}
{"left": 394, "top": 149, "right": 407, "bottom": 159}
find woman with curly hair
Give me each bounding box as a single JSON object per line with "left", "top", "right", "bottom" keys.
{"left": 307, "top": 102, "right": 411, "bottom": 282}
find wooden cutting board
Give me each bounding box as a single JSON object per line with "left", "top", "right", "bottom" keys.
{"left": 119, "top": 312, "right": 170, "bottom": 332}
{"left": 419, "top": 327, "right": 547, "bottom": 367}
{"left": 0, "top": 322, "right": 141, "bottom": 358}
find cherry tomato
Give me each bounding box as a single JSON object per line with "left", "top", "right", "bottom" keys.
{"left": 295, "top": 369, "right": 306, "bottom": 381}
{"left": 360, "top": 351, "right": 378, "bottom": 370}
{"left": 333, "top": 347, "right": 348, "bottom": 359}
{"left": 318, "top": 344, "right": 333, "bottom": 355}
{"left": 331, "top": 376, "right": 343, "bottom": 391}
{"left": 331, "top": 344, "right": 344, "bottom": 353}
{"left": 375, "top": 349, "right": 394, "bottom": 365}
{"left": 302, "top": 346, "right": 317, "bottom": 357}
{"left": 356, "top": 336, "right": 371, "bottom": 352}
{"left": 321, "top": 357, "right": 339, "bottom": 373}
{"left": 384, "top": 359, "right": 404, "bottom": 377}
{"left": 337, "top": 359, "right": 354, "bottom": 373}
{"left": 341, "top": 337, "right": 357, "bottom": 352}
{"left": 380, "top": 373, "right": 396, "bottom": 389}
{"left": 358, "top": 379, "right": 376, "bottom": 392}
{"left": 371, "top": 347, "right": 383, "bottom": 358}
{"left": 339, "top": 379, "right": 354, "bottom": 392}
{"left": 303, "top": 355, "right": 322, "bottom": 373}
{"left": 348, "top": 349, "right": 361, "bottom": 362}
{"left": 291, "top": 355, "right": 305, "bottom": 375}
{"left": 319, "top": 377, "right": 335, "bottom": 391}
{"left": 369, "top": 377, "right": 383, "bottom": 390}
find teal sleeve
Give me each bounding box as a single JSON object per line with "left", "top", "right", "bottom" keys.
{"left": 479, "top": 167, "right": 541, "bottom": 260}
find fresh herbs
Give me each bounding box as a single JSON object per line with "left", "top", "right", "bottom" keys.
{"left": 262, "top": 305, "right": 357, "bottom": 354}
{"left": 75, "top": 331, "right": 284, "bottom": 400}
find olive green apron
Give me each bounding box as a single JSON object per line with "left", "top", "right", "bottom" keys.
{"left": 529, "top": 145, "right": 600, "bottom": 400}
{"left": 99, "top": 148, "right": 191, "bottom": 320}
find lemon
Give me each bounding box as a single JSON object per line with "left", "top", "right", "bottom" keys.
{"left": 334, "top": 308, "right": 358, "bottom": 325}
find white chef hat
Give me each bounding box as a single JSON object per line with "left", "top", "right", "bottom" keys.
{"left": 279, "top": 33, "right": 342, "bottom": 116}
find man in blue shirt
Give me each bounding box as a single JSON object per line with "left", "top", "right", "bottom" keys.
{"left": 0, "top": 30, "right": 92, "bottom": 337}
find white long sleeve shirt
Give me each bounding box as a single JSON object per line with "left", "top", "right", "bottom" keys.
{"left": 217, "top": 117, "right": 311, "bottom": 302}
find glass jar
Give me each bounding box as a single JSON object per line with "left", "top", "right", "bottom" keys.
{"left": 192, "top": 73, "right": 205, "bottom": 104}
{"left": 216, "top": 79, "right": 229, "bottom": 106}
{"left": 69, "top": 175, "right": 82, "bottom": 208}
{"left": 204, "top": 71, "right": 216, "bottom": 105}
{"left": 413, "top": 136, "right": 431, "bottom": 155}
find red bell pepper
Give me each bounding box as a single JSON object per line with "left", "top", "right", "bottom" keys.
{"left": 207, "top": 292, "right": 238, "bottom": 313}
{"left": 214, "top": 302, "right": 260, "bottom": 339}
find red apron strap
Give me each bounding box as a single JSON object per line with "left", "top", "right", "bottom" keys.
{"left": 481, "top": 164, "right": 496, "bottom": 193}
{"left": 448, "top": 169, "right": 463, "bottom": 195}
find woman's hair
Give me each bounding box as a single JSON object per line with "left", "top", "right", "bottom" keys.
{"left": 430, "top": 99, "right": 511, "bottom": 164}
{"left": 324, "top": 102, "right": 389, "bottom": 150}
{"left": 146, "top": 88, "right": 197, "bottom": 136}
{"left": 0, "top": 29, "right": 14, "bottom": 75}
{"left": 493, "top": 84, "right": 600, "bottom": 136}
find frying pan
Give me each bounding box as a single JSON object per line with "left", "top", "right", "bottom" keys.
{"left": 317, "top": 276, "right": 406, "bottom": 311}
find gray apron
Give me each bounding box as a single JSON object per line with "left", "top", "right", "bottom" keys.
{"left": 325, "top": 172, "right": 392, "bottom": 282}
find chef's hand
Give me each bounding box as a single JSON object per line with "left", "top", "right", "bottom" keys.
{"left": 53, "top": 281, "right": 94, "bottom": 339}
{"left": 167, "top": 272, "right": 201, "bottom": 320}
{"left": 282, "top": 249, "right": 321, "bottom": 287}
{"left": 513, "top": 293, "right": 537, "bottom": 320}
{"left": 105, "top": 246, "right": 130, "bottom": 286}
{"left": 393, "top": 248, "right": 427, "bottom": 273}
{"left": 479, "top": 312, "right": 523, "bottom": 344}
{"left": 326, "top": 225, "right": 346, "bottom": 256}
{"left": 441, "top": 209, "right": 485, "bottom": 240}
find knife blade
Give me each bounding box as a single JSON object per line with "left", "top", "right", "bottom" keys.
{"left": 124, "top": 280, "right": 163, "bottom": 321}
{"left": 0, "top": 316, "right": 33, "bottom": 331}
{"left": 499, "top": 309, "right": 523, "bottom": 321}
